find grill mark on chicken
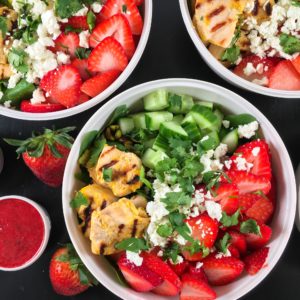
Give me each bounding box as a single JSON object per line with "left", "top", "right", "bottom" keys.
{"left": 264, "top": 2, "right": 272, "bottom": 15}
{"left": 100, "top": 200, "right": 107, "bottom": 210}
{"left": 127, "top": 175, "right": 140, "bottom": 185}
{"left": 131, "top": 219, "right": 138, "bottom": 237}
{"left": 252, "top": 0, "right": 259, "bottom": 15}
{"left": 100, "top": 146, "right": 116, "bottom": 158}
{"left": 81, "top": 205, "right": 92, "bottom": 234}
{"left": 118, "top": 224, "right": 125, "bottom": 233}
{"left": 100, "top": 160, "right": 118, "bottom": 170}
{"left": 211, "top": 21, "right": 227, "bottom": 32}
{"left": 207, "top": 5, "right": 225, "bottom": 19}
{"left": 112, "top": 164, "right": 137, "bottom": 180}
{"left": 99, "top": 244, "right": 106, "bottom": 255}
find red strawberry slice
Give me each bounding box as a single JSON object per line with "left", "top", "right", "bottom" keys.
{"left": 134, "top": 0, "right": 144, "bottom": 5}
{"left": 20, "top": 100, "right": 66, "bottom": 113}
{"left": 98, "top": 0, "right": 143, "bottom": 35}
{"left": 212, "top": 183, "right": 239, "bottom": 215}
{"left": 226, "top": 170, "right": 271, "bottom": 195}
{"left": 187, "top": 263, "right": 208, "bottom": 283}
{"left": 64, "top": 16, "right": 89, "bottom": 31}
{"left": 244, "top": 247, "right": 269, "bottom": 275}
{"left": 88, "top": 37, "right": 128, "bottom": 73}
{"left": 182, "top": 213, "right": 219, "bottom": 261}
{"left": 244, "top": 224, "right": 272, "bottom": 250}
{"left": 269, "top": 60, "right": 300, "bottom": 90}
{"left": 142, "top": 252, "right": 181, "bottom": 296}
{"left": 228, "top": 230, "right": 247, "bottom": 255}
{"left": 89, "top": 14, "right": 135, "bottom": 58}
{"left": 238, "top": 193, "right": 261, "bottom": 213}
{"left": 180, "top": 273, "right": 217, "bottom": 300}
{"left": 234, "top": 55, "right": 281, "bottom": 84}
{"left": 231, "top": 140, "right": 271, "bottom": 180}
{"left": 202, "top": 255, "right": 244, "bottom": 286}
{"left": 78, "top": 93, "right": 90, "bottom": 104}
{"left": 40, "top": 65, "right": 82, "bottom": 108}
{"left": 80, "top": 70, "right": 120, "bottom": 97}
{"left": 228, "top": 245, "right": 240, "bottom": 258}
{"left": 245, "top": 197, "right": 274, "bottom": 224}
{"left": 54, "top": 32, "right": 80, "bottom": 58}
{"left": 168, "top": 259, "right": 189, "bottom": 276}
{"left": 291, "top": 56, "right": 300, "bottom": 75}
{"left": 72, "top": 58, "right": 92, "bottom": 81}
{"left": 267, "top": 176, "right": 277, "bottom": 208}
{"left": 117, "top": 252, "right": 163, "bottom": 292}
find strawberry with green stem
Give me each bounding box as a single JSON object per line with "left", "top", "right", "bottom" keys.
{"left": 4, "top": 127, "right": 75, "bottom": 187}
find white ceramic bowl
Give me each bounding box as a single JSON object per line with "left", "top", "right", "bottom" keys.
{"left": 0, "top": 1, "right": 152, "bottom": 121}
{"left": 0, "top": 195, "right": 51, "bottom": 271}
{"left": 62, "top": 79, "right": 296, "bottom": 300}
{"left": 179, "top": 0, "right": 300, "bottom": 99}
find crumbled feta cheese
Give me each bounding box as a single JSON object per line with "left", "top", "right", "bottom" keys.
{"left": 210, "top": 159, "right": 224, "bottom": 171}
{"left": 190, "top": 206, "right": 200, "bottom": 218}
{"left": 157, "top": 250, "right": 163, "bottom": 257}
{"left": 222, "top": 120, "right": 230, "bottom": 128}
{"left": 238, "top": 121, "right": 259, "bottom": 139}
{"left": 243, "top": 62, "right": 257, "bottom": 76}
{"left": 57, "top": 51, "right": 71, "bottom": 65}
{"left": 91, "top": 2, "right": 103, "bottom": 13}
{"left": 252, "top": 77, "right": 269, "bottom": 86}
{"left": 3, "top": 101, "right": 12, "bottom": 108}
{"left": 126, "top": 251, "right": 143, "bottom": 266}
{"left": 215, "top": 249, "right": 231, "bottom": 259}
{"left": 193, "top": 189, "right": 205, "bottom": 205}
{"left": 169, "top": 255, "right": 184, "bottom": 265}
{"left": 41, "top": 10, "right": 61, "bottom": 39}
{"left": 30, "top": 88, "right": 46, "bottom": 105}
{"left": 175, "top": 234, "right": 186, "bottom": 245}
{"left": 234, "top": 156, "right": 253, "bottom": 172}
{"left": 79, "top": 30, "right": 90, "bottom": 48}
{"left": 200, "top": 150, "right": 214, "bottom": 173}
{"left": 214, "top": 143, "right": 228, "bottom": 159}
{"left": 75, "top": 6, "right": 89, "bottom": 16}
{"left": 8, "top": 73, "right": 22, "bottom": 89}
{"left": 146, "top": 222, "right": 168, "bottom": 247}
{"left": 205, "top": 201, "right": 222, "bottom": 221}
{"left": 224, "top": 160, "right": 232, "bottom": 170}
{"left": 31, "top": 0, "right": 47, "bottom": 17}
{"left": 252, "top": 147, "right": 261, "bottom": 157}
{"left": 256, "top": 63, "right": 264, "bottom": 74}
{"left": 196, "top": 262, "right": 203, "bottom": 269}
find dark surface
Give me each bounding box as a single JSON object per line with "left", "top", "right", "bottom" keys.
{"left": 0, "top": 0, "right": 300, "bottom": 299}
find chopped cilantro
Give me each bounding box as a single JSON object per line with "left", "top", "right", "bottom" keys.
{"left": 87, "top": 11, "right": 96, "bottom": 31}
{"left": 291, "top": 0, "right": 300, "bottom": 6}
{"left": 103, "top": 168, "right": 113, "bottom": 182}
{"left": 184, "top": 239, "right": 210, "bottom": 257}
{"left": 221, "top": 27, "right": 241, "bottom": 64}
{"left": 216, "top": 232, "right": 231, "bottom": 253}
{"left": 70, "top": 191, "right": 89, "bottom": 208}
{"left": 55, "top": 0, "right": 84, "bottom": 19}
{"left": 240, "top": 219, "right": 261, "bottom": 236}
{"left": 108, "top": 105, "right": 129, "bottom": 125}
{"left": 75, "top": 47, "right": 92, "bottom": 59}
{"left": 163, "top": 242, "right": 180, "bottom": 263}
{"left": 280, "top": 33, "right": 300, "bottom": 54}
{"left": 0, "top": 16, "right": 7, "bottom": 38}
{"left": 220, "top": 209, "right": 240, "bottom": 227}
{"left": 140, "top": 166, "right": 152, "bottom": 190}
{"left": 86, "top": 138, "right": 106, "bottom": 168}
{"left": 115, "top": 238, "right": 149, "bottom": 253}
{"left": 8, "top": 48, "right": 28, "bottom": 74}
{"left": 122, "top": 4, "right": 127, "bottom": 13}
{"left": 161, "top": 192, "right": 192, "bottom": 211}
{"left": 157, "top": 223, "right": 173, "bottom": 237}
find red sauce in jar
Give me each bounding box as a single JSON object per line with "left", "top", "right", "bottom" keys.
{"left": 0, "top": 198, "right": 45, "bottom": 268}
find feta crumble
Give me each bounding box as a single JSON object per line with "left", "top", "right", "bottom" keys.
{"left": 234, "top": 156, "right": 253, "bottom": 172}
{"left": 215, "top": 249, "right": 231, "bottom": 259}
{"left": 8, "top": 73, "right": 22, "bottom": 89}
{"left": 0, "top": 91, "right": 3, "bottom": 101}
{"left": 3, "top": 101, "right": 12, "bottom": 108}
{"left": 57, "top": 52, "right": 71, "bottom": 65}
{"left": 222, "top": 120, "right": 230, "bottom": 129}
{"left": 196, "top": 262, "right": 203, "bottom": 269}
{"left": 243, "top": 62, "right": 256, "bottom": 76}
{"left": 91, "top": 2, "right": 103, "bottom": 13}
{"left": 224, "top": 160, "right": 232, "bottom": 170}
{"left": 205, "top": 201, "right": 222, "bottom": 221}
{"left": 126, "top": 251, "right": 143, "bottom": 266}
{"left": 31, "top": 88, "right": 46, "bottom": 105}
{"left": 169, "top": 255, "right": 184, "bottom": 265}
{"left": 238, "top": 121, "right": 259, "bottom": 139}
{"left": 214, "top": 143, "right": 228, "bottom": 159}
{"left": 74, "top": 6, "right": 89, "bottom": 16}
{"left": 252, "top": 147, "right": 261, "bottom": 157}
{"left": 79, "top": 30, "right": 90, "bottom": 49}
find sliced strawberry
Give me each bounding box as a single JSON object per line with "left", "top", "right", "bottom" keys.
{"left": 78, "top": 93, "right": 90, "bottom": 104}
{"left": 168, "top": 259, "right": 189, "bottom": 276}
{"left": 245, "top": 197, "right": 274, "bottom": 224}
{"left": 64, "top": 16, "right": 89, "bottom": 31}
{"left": 202, "top": 255, "right": 244, "bottom": 286}
{"left": 234, "top": 55, "right": 281, "bottom": 84}
{"left": 180, "top": 273, "right": 217, "bottom": 300}
{"left": 80, "top": 70, "right": 120, "bottom": 97}
{"left": 228, "top": 230, "right": 247, "bottom": 255}
{"left": 20, "top": 100, "right": 66, "bottom": 113}
{"left": 267, "top": 176, "right": 277, "bottom": 208}
{"left": 187, "top": 264, "right": 208, "bottom": 283}
{"left": 212, "top": 183, "right": 239, "bottom": 215}
{"left": 291, "top": 56, "right": 300, "bottom": 75}
{"left": 88, "top": 37, "right": 128, "bottom": 73}
{"left": 182, "top": 213, "right": 219, "bottom": 261}
{"left": 117, "top": 252, "right": 163, "bottom": 292}
{"left": 244, "top": 224, "right": 272, "bottom": 250}
{"left": 89, "top": 14, "right": 135, "bottom": 58}
{"left": 228, "top": 245, "right": 240, "bottom": 258}
{"left": 54, "top": 32, "right": 80, "bottom": 58}
{"left": 226, "top": 170, "right": 271, "bottom": 195}
{"left": 134, "top": 0, "right": 144, "bottom": 5}
{"left": 142, "top": 252, "right": 181, "bottom": 296}
{"left": 231, "top": 140, "right": 271, "bottom": 180}
{"left": 40, "top": 65, "right": 82, "bottom": 108}
{"left": 269, "top": 60, "right": 300, "bottom": 90}
{"left": 238, "top": 193, "right": 261, "bottom": 213}
{"left": 72, "top": 58, "right": 92, "bottom": 81}
{"left": 244, "top": 247, "right": 269, "bottom": 275}
{"left": 98, "top": 0, "right": 143, "bottom": 35}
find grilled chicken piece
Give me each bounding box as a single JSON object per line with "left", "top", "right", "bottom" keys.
{"left": 76, "top": 184, "right": 118, "bottom": 238}
{"left": 194, "top": 0, "right": 247, "bottom": 48}
{"left": 245, "top": 0, "right": 275, "bottom": 24}
{"left": 130, "top": 194, "right": 147, "bottom": 209}
{"left": 89, "top": 145, "right": 143, "bottom": 197}
{"left": 90, "top": 198, "right": 149, "bottom": 255}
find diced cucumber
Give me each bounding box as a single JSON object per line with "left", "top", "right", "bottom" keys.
{"left": 181, "top": 113, "right": 196, "bottom": 126}
{"left": 160, "top": 121, "right": 188, "bottom": 139}
{"left": 213, "top": 109, "right": 224, "bottom": 131}
{"left": 145, "top": 112, "right": 173, "bottom": 131}
{"left": 219, "top": 127, "right": 230, "bottom": 140}
{"left": 144, "top": 138, "right": 155, "bottom": 149}
{"left": 173, "top": 115, "right": 184, "bottom": 124}
{"left": 224, "top": 114, "right": 257, "bottom": 127}
{"left": 199, "top": 131, "right": 220, "bottom": 150}
{"left": 182, "top": 122, "right": 202, "bottom": 142}
{"left": 118, "top": 117, "right": 134, "bottom": 134}
{"left": 168, "top": 93, "right": 194, "bottom": 114}
{"left": 142, "top": 148, "right": 169, "bottom": 169}
{"left": 131, "top": 113, "right": 147, "bottom": 129}
{"left": 143, "top": 89, "right": 169, "bottom": 111}
{"left": 190, "top": 104, "right": 219, "bottom": 131}
{"left": 194, "top": 101, "right": 214, "bottom": 110}
{"left": 221, "top": 129, "right": 239, "bottom": 153}
{"left": 153, "top": 134, "right": 169, "bottom": 152}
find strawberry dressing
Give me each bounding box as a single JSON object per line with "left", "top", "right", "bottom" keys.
{"left": 0, "top": 198, "right": 45, "bottom": 268}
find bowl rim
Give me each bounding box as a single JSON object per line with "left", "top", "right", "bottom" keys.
{"left": 178, "top": 0, "right": 300, "bottom": 99}
{"left": 0, "top": 0, "right": 153, "bottom": 121}
{"left": 0, "top": 195, "right": 51, "bottom": 271}
{"left": 62, "top": 78, "right": 296, "bottom": 300}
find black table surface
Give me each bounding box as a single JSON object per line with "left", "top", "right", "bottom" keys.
{"left": 1, "top": 1, "right": 300, "bottom": 299}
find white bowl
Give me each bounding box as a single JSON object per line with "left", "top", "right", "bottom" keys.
{"left": 62, "top": 78, "right": 296, "bottom": 300}
{"left": 179, "top": 0, "right": 300, "bottom": 99}
{"left": 0, "top": 195, "right": 51, "bottom": 271}
{"left": 0, "top": 1, "right": 152, "bottom": 121}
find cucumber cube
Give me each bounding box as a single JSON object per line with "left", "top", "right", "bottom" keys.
{"left": 191, "top": 105, "right": 219, "bottom": 130}
{"left": 118, "top": 118, "right": 135, "bottom": 134}
{"left": 160, "top": 121, "right": 188, "bottom": 139}
{"left": 224, "top": 114, "right": 257, "bottom": 127}
{"left": 221, "top": 129, "right": 239, "bottom": 153}
{"left": 142, "top": 148, "right": 169, "bottom": 169}
{"left": 199, "top": 131, "right": 220, "bottom": 150}
{"left": 145, "top": 112, "right": 173, "bottom": 131}
{"left": 131, "top": 113, "right": 147, "bottom": 129}
{"left": 144, "top": 89, "right": 169, "bottom": 111}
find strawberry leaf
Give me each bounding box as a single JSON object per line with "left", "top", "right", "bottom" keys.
{"left": 3, "top": 138, "right": 24, "bottom": 146}
{"left": 28, "top": 142, "right": 45, "bottom": 157}
{"left": 78, "top": 267, "right": 90, "bottom": 285}
{"left": 48, "top": 142, "right": 63, "bottom": 158}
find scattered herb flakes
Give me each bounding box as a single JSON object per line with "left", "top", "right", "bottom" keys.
{"left": 240, "top": 219, "right": 261, "bottom": 236}
{"left": 157, "top": 223, "right": 173, "bottom": 238}
{"left": 140, "top": 166, "right": 152, "bottom": 190}
{"left": 103, "top": 168, "right": 113, "bottom": 182}
{"left": 55, "top": 0, "right": 84, "bottom": 19}
{"left": 115, "top": 238, "right": 149, "bottom": 253}
{"left": 0, "top": 16, "right": 7, "bottom": 38}
{"left": 8, "top": 48, "right": 29, "bottom": 74}
{"left": 280, "top": 33, "right": 300, "bottom": 54}
{"left": 75, "top": 47, "right": 91, "bottom": 59}
{"left": 216, "top": 232, "right": 231, "bottom": 253}
{"left": 70, "top": 191, "right": 89, "bottom": 208}
{"left": 220, "top": 209, "right": 240, "bottom": 227}
{"left": 163, "top": 242, "right": 180, "bottom": 263}
{"left": 87, "top": 11, "right": 96, "bottom": 31}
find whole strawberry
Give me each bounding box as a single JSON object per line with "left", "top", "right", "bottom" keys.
{"left": 49, "top": 243, "right": 97, "bottom": 296}
{"left": 4, "top": 127, "right": 75, "bottom": 187}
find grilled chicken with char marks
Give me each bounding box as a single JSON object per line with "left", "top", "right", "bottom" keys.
{"left": 90, "top": 198, "right": 149, "bottom": 255}
{"left": 89, "top": 145, "right": 143, "bottom": 197}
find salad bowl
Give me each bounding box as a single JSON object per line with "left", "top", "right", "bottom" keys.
{"left": 62, "top": 78, "right": 296, "bottom": 299}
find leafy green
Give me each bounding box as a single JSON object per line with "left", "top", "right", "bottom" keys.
{"left": 163, "top": 242, "right": 180, "bottom": 263}
{"left": 75, "top": 47, "right": 92, "bottom": 59}
{"left": 115, "top": 238, "right": 149, "bottom": 253}
{"left": 79, "top": 130, "right": 98, "bottom": 157}
{"left": 216, "top": 232, "right": 231, "bottom": 253}
{"left": 161, "top": 192, "right": 192, "bottom": 212}
{"left": 108, "top": 105, "right": 129, "bottom": 125}
{"left": 103, "top": 168, "right": 113, "bottom": 182}
{"left": 70, "top": 191, "right": 89, "bottom": 208}
{"left": 55, "top": 0, "right": 84, "bottom": 19}
{"left": 292, "top": 0, "right": 300, "bottom": 7}
{"left": 0, "top": 16, "right": 7, "bottom": 38}
{"left": 65, "top": 25, "right": 82, "bottom": 33}
{"left": 8, "top": 48, "right": 29, "bottom": 74}
{"left": 183, "top": 239, "right": 210, "bottom": 257}
{"left": 157, "top": 223, "right": 173, "bottom": 238}
{"left": 22, "top": 18, "right": 40, "bottom": 44}
{"left": 220, "top": 209, "right": 240, "bottom": 227}
{"left": 87, "top": 11, "right": 96, "bottom": 31}
{"left": 221, "top": 27, "right": 241, "bottom": 64}
{"left": 86, "top": 138, "right": 106, "bottom": 168}
{"left": 140, "top": 166, "right": 152, "bottom": 190}
{"left": 75, "top": 167, "right": 92, "bottom": 184}
{"left": 240, "top": 219, "right": 261, "bottom": 236}
{"left": 280, "top": 33, "right": 300, "bottom": 54}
